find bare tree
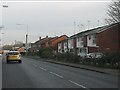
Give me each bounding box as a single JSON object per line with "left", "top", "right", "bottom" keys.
{"left": 105, "top": 0, "right": 120, "bottom": 24}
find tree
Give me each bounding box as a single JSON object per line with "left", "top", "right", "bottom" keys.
{"left": 2, "top": 45, "right": 13, "bottom": 50}
{"left": 105, "top": 0, "right": 120, "bottom": 24}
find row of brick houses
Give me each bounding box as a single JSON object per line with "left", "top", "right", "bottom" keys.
{"left": 30, "top": 22, "right": 119, "bottom": 57}
{"left": 57, "top": 22, "right": 120, "bottom": 57}
{"left": 30, "top": 35, "right": 68, "bottom": 52}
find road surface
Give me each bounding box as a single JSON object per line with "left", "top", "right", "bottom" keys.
{"left": 2, "top": 55, "right": 118, "bottom": 89}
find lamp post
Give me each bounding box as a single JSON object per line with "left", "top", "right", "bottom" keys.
{"left": 0, "top": 5, "right": 8, "bottom": 52}
{"left": 1, "top": 5, "right": 8, "bottom": 26}
{"left": 3, "top": 5, "right": 8, "bottom": 8}
{"left": 16, "top": 24, "right": 28, "bottom": 55}
{"left": 87, "top": 20, "right": 90, "bottom": 30}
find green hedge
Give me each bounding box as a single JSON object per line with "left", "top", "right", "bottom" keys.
{"left": 81, "top": 52, "right": 120, "bottom": 69}
{"left": 57, "top": 52, "right": 81, "bottom": 63}
{"left": 38, "top": 47, "right": 54, "bottom": 59}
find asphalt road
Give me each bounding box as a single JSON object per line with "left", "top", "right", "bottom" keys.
{"left": 2, "top": 55, "right": 118, "bottom": 89}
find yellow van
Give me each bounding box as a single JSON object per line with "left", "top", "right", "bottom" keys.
{"left": 6, "top": 51, "right": 22, "bottom": 63}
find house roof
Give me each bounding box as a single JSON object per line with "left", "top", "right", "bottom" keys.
{"left": 69, "top": 22, "right": 120, "bottom": 38}
{"left": 49, "top": 37, "right": 59, "bottom": 42}
{"left": 49, "top": 35, "right": 68, "bottom": 43}
{"left": 34, "top": 37, "right": 50, "bottom": 44}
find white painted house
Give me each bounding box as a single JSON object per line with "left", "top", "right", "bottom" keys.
{"left": 63, "top": 41, "right": 68, "bottom": 53}
{"left": 58, "top": 43, "right": 62, "bottom": 53}
{"left": 87, "top": 33, "right": 97, "bottom": 47}
{"left": 76, "top": 36, "right": 87, "bottom": 57}
{"left": 68, "top": 38, "right": 74, "bottom": 52}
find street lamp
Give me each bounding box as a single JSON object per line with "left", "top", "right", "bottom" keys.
{"left": 0, "top": 5, "right": 8, "bottom": 51}
{"left": 87, "top": 20, "right": 90, "bottom": 30}
{"left": 2, "top": 5, "right": 8, "bottom": 8}
{"left": 1, "top": 5, "right": 8, "bottom": 26}
{"left": 16, "top": 24, "right": 28, "bottom": 55}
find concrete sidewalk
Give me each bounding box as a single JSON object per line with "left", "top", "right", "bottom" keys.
{"left": 45, "top": 59, "right": 119, "bottom": 76}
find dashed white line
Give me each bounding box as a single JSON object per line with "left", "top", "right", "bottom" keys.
{"left": 33, "top": 64, "right": 37, "bottom": 67}
{"left": 39, "top": 66, "right": 47, "bottom": 71}
{"left": 43, "top": 62, "right": 47, "bottom": 63}
{"left": 49, "top": 72, "right": 64, "bottom": 78}
{"left": 69, "top": 80, "right": 88, "bottom": 89}
{"left": 32, "top": 62, "right": 88, "bottom": 89}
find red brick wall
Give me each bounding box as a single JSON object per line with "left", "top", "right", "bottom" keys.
{"left": 88, "top": 47, "right": 99, "bottom": 53}
{"left": 84, "top": 36, "right": 87, "bottom": 47}
{"left": 97, "top": 24, "right": 120, "bottom": 53}
{"left": 51, "top": 35, "right": 68, "bottom": 50}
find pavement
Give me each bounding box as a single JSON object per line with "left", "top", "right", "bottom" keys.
{"left": 44, "top": 59, "right": 119, "bottom": 76}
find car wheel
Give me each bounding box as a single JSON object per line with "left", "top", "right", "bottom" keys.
{"left": 7, "top": 60, "right": 9, "bottom": 63}
{"left": 19, "top": 60, "right": 22, "bottom": 63}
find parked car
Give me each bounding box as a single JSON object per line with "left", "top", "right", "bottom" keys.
{"left": 86, "top": 52, "right": 103, "bottom": 59}
{"left": 6, "top": 51, "right": 22, "bottom": 63}
{"left": 0, "top": 54, "right": 2, "bottom": 57}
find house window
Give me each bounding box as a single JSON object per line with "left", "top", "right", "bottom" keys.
{"left": 48, "top": 41, "right": 51, "bottom": 46}
{"left": 92, "top": 34, "right": 96, "bottom": 45}
{"left": 87, "top": 34, "right": 97, "bottom": 46}
{"left": 93, "top": 39, "right": 96, "bottom": 44}
{"left": 78, "top": 37, "right": 80, "bottom": 42}
{"left": 81, "top": 41, "right": 83, "bottom": 46}
{"left": 80, "top": 37, "right": 84, "bottom": 46}
{"left": 89, "top": 35, "right": 91, "bottom": 40}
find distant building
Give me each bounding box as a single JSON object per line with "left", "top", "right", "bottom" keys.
{"left": 48, "top": 35, "right": 68, "bottom": 51}
{"left": 17, "top": 47, "right": 25, "bottom": 54}
{"left": 30, "top": 36, "right": 53, "bottom": 52}
{"left": 30, "top": 35, "right": 68, "bottom": 54}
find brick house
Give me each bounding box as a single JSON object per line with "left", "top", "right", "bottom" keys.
{"left": 58, "top": 39, "right": 68, "bottom": 53}
{"left": 48, "top": 35, "right": 68, "bottom": 51}
{"left": 30, "top": 35, "right": 68, "bottom": 53}
{"left": 76, "top": 22, "right": 120, "bottom": 57}
{"left": 67, "top": 35, "right": 77, "bottom": 54}
{"left": 58, "top": 23, "right": 119, "bottom": 57}
{"left": 30, "top": 36, "right": 53, "bottom": 52}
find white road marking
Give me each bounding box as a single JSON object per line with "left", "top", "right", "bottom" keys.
{"left": 39, "top": 66, "right": 47, "bottom": 71}
{"left": 69, "top": 80, "right": 88, "bottom": 89}
{"left": 33, "top": 64, "right": 37, "bottom": 67}
{"left": 49, "top": 72, "right": 64, "bottom": 78}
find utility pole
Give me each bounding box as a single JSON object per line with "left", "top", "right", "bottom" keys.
{"left": 0, "top": 5, "right": 8, "bottom": 52}
{"left": 97, "top": 20, "right": 100, "bottom": 27}
{"left": 87, "top": 20, "right": 90, "bottom": 30}
{"left": 74, "top": 21, "right": 76, "bottom": 35}
{"left": 26, "top": 34, "right": 28, "bottom": 54}
{"left": 25, "top": 24, "right": 28, "bottom": 55}
{"left": 16, "top": 24, "right": 28, "bottom": 55}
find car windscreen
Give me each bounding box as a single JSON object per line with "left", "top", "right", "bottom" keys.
{"left": 7, "top": 52, "right": 19, "bottom": 55}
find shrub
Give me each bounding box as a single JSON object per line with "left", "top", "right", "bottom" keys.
{"left": 38, "top": 47, "right": 53, "bottom": 59}
{"left": 56, "top": 52, "right": 81, "bottom": 63}
{"left": 97, "top": 52, "right": 120, "bottom": 68}
{"left": 26, "top": 52, "right": 39, "bottom": 56}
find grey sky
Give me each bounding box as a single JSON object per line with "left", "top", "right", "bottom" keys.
{"left": 0, "top": 1, "right": 111, "bottom": 45}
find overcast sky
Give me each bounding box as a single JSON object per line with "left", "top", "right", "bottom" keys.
{"left": 0, "top": 0, "right": 111, "bottom": 45}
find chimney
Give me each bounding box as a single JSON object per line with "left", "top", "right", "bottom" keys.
{"left": 46, "top": 36, "right": 48, "bottom": 38}
{"left": 39, "top": 36, "right": 41, "bottom": 40}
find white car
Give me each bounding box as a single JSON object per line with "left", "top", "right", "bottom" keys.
{"left": 86, "top": 53, "right": 103, "bottom": 59}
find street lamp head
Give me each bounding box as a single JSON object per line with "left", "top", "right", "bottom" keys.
{"left": 3, "top": 5, "right": 8, "bottom": 8}
{"left": 16, "top": 24, "right": 22, "bottom": 25}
